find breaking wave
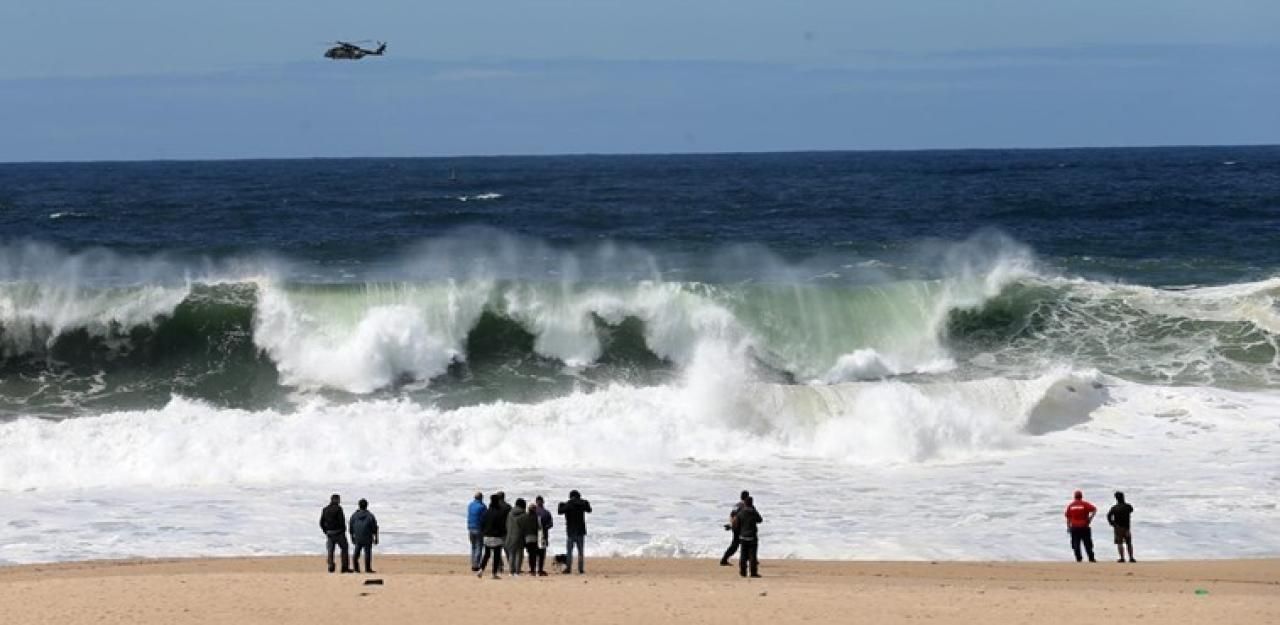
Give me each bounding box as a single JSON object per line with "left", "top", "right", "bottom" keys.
{"left": 0, "top": 367, "right": 1107, "bottom": 490}
{"left": 1, "top": 235, "right": 1277, "bottom": 414}
{"left": 1, "top": 233, "right": 1276, "bottom": 491}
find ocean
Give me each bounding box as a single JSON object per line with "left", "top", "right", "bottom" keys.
{"left": 1, "top": 146, "right": 1278, "bottom": 564}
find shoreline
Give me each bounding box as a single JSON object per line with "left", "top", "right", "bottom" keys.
{"left": 7, "top": 556, "right": 1278, "bottom": 624}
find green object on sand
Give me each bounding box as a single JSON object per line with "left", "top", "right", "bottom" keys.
{"left": 1194, "top": 589, "right": 1209, "bottom": 596}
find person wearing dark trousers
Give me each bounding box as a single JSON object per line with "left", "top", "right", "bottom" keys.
{"left": 349, "top": 498, "right": 380, "bottom": 573}
{"left": 558, "top": 490, "right": 592, "bottom": 574}
{"left": 532, "top": 495, "right": 553, "bottom": 576}
{"left": 505, "top": 498, "right": 530, "bottom": 577}
{"left": 1107, "top": 491, "right": 1136, "bottom": 563}
{"left": 468, "top": 491, "right": 487, "bottom": 572}
{"left": 732, "top": 496, "right": 763, "bottom": 578}
{"left": 1065, "top": 490, "right": 1097, "bottom": 563}
{"left": 720, "top": 490, "right": 751, "bottom": 566}
{"left": 516, "top": 498, "right": 540, "bottom": 576}
{"left": 477, "top": 493, "right": 508, "bottom": 579}
{"left": 319, "top": 493, "right": 353, "bottom": 573}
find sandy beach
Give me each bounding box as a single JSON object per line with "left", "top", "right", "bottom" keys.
{"left": 5, "top": 556, "right": 1277, "bottom": 624}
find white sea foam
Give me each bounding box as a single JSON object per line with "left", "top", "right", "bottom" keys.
{"left": 0, "top": 282, "right": 190, "bottom": 355}
{"left": 1, "top": 377, "right": 1276, "bottom": 563}
{"left": 47, "top": 211, "right": 91, "bottom": 220}
{"left": 0, "top": 364, "right": 1106, "bottom": 491}
{"left": 251, "top": 280, "right": 491, "bottom": 392}
{"left": 820, "top": 349, "right": 956, "bottom": 382}
{"left": 1053, "top": 275, "right": 1280, "bottom": 334}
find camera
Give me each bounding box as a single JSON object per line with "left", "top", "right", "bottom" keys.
{"left": 723, "top": 524, "right": 732, "bottom": 531}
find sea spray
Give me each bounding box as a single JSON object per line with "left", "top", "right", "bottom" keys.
{"left": 0, "top": 368, "right": 1107, "bottom": 491}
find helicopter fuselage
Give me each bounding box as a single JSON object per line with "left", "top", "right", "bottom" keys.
{"left": 324, "top": 43, "right": 385, "bottom": 60}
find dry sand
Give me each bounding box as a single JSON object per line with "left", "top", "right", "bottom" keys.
{"left": 4, "top": 556, "right": 1277, "bottom": 624}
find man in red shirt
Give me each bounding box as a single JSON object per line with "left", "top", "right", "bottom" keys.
{"left": 1064, "top": 490, "right": 1097, "bottom": 562}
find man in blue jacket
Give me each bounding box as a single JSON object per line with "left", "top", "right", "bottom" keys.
{"left": 467, "top": 491, "right": 487, "bottom": 572}
{"left": 349, "top": 499, "right": 380, "bottom": 573}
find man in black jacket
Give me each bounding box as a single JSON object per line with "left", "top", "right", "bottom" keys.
{"left": 732, "top": 496, "right": 763, "bottom": 578}
{"left": 558, "top": 490, "right": 593, "bottom": 574}
{"left": 1107, "top": 491, "right": 1136, "bottom": 563}
{"left": 720, "top": 490, "right": 750, "bottom": 566}
{"left": 319, "top": 493, "right": 352, "bottom": 573}
{"left": 477, "top": 493, "right": 509, "bottom": 579}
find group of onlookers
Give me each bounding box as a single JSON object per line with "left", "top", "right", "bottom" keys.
{"left": 315, "top": 489, "right": 592, "bottom": 578}
{"left": 318, "top": 493, "right": 380, "bottom": 573}
{"left": 316, "top": 489, "right": 761, "bottom": 578}
{"left": 468, "top": 489, "right": 593, "bottom": 579}
{"left": 317, "top": 488, "right": 1132, "bottom": 576}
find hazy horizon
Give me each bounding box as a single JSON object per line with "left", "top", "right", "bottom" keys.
{"left": 4, "top": 141, "right": 1279, "bottom": 166}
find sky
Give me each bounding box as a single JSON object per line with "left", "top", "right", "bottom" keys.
{"left": 1, "top": 0, "right": 1277, "bottom": 160}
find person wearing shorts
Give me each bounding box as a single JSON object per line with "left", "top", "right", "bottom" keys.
{"left": 1107, "top": 491, "right": 1136, "bottom": 563}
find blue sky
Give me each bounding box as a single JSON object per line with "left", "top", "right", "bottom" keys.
{"left": 1, "top": 1, "right": 1277, "bottom": 160}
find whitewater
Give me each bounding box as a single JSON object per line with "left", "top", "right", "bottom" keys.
{"left": 1, "top": 233, "right": 1277, "bottom": 565}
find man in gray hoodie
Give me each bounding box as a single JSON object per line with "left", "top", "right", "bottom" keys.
{"left": 349, "top": 498, "right": 380, "bottom": 574}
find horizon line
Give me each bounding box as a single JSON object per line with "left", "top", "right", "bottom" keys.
{"left": 2, "top": 142, "right": 1277, "bottom": 167}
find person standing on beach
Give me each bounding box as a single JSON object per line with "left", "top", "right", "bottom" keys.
{"left": 532, "top": 495, "right": 553, "bottom": 576}
{"left": 319, "top": 493, "right": 353, "bottom": 573}
{"left": 506, "top": 498, "right": 530, "bottom": 577}
{"left": 1065, "top": 490, "right": 1097, "bottom": 563}
{"left": 516, "top": 498, "right": 541, "bottom": 576}
{"left": 478, "top": 493, "right": 508, "bottom": 579}
{"left": 468, "top": 492, "right": 487, "bottom": 572}
{"left": 720, "top": 490, "right": 751, "bottom": 567}
{"left": 349, "top": 498, "right": 380, "bottom": 573}
{"left": 732, "top": 495, "right": 763, "bottom": 578}
{"left": 1107, "top": 491, "right": 1136, "bottom": 563}
{"left": 558, "top": 490, "right": 593, "bottom": 574}
{"left": 494, "top": 492, "right": 511, "bottom": 572}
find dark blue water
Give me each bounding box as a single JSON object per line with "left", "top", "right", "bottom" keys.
{"left": 3, "top": 146, "right": 1278, "bottom": 285}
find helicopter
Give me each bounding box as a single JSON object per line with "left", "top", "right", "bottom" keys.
{"left": 324, "top": 41, "right": 387, "bottom": 60}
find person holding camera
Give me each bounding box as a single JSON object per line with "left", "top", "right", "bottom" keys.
{"left": 732, "top": 496, "right": 763, "bottom": 578}
{"left": 558, "top": 490, "right": 592, "bottom": 574}
{"left": 719, "top": 490, "right": 751, "bottom": 567}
